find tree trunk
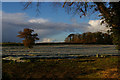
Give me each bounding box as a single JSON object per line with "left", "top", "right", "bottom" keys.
{"left": 94, "top": 2, "right": 110, "bottom": 19}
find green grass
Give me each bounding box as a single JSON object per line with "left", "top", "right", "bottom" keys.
{"left": 2, "top": 56, "right": 119, "bottom": 79}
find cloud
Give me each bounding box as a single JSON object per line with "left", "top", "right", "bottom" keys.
{"left": 87, "top": 20, "right": 110, "bottom": 33}
{"left": 42, "top": 38, "right": 54, "bottom": 42}
{"left": 28, "top": 18, "right": 49, "bottom": 24}
{"left": 2, "top": 11, "right": 28, "bottom": 42}
{"left": 2, "top": 12, "right": 28, "bottom": 24}
{"left": 2, "top": 11, "right": 109, "bottom": 42}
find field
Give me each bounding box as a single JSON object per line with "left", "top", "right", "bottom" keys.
{"left": 2, "top": 45, "right": 120, "bottom": 79}
{"left": 2, "top": 45, "right": 118, "bottom": 59}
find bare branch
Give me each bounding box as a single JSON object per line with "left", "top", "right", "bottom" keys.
{"left": 24, "top": 2, "right": 32, "bottom": 10}
{"left": 62, "top": 2, "right": 66, "bottom": 8}
{"left": 69, "top": 2, "right": 74, "bottom": 6}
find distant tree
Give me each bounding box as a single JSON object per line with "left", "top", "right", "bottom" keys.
{"left": 94, "top": 32, "right": 103, "bottom": 44}
{"left": 85, "top": 32, "right": 95, "bottom": 43}
{"left": 17, "top": 28, "right": 39, "bottom": 48}
{"left": 104, "top": 33, "right": 112, "bottom": 44}
{"left": 68, "top": 34, "right": 75, "bottom": 43}
{"left": 81, "top": 33, "right": 86, "bottom": 44}
{"left": 64, "top": 37, "right": 70, "bottom": 42}
{"left": 65, "top": 32, "right": 112, "bottom": 44}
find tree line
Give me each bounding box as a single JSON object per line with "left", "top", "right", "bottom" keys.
{"left": 65, "top": 32, "right": 112, "bottom": 44}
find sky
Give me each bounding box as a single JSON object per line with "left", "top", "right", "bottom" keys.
{"left": 2, "top": 2, "right": 109, "bottom": 43}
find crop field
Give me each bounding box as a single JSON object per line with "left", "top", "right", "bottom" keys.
{"left": 2, "top": 45, "right": 119, "bottom": 59}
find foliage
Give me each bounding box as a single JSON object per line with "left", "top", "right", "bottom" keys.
{"left": 65, "top": 32, "right": 112, "bottom": 44}
{"left": 17, "top": 28, "right": 39, "bottom": 48}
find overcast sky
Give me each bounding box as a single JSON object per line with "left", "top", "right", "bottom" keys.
{"left": 2, "top": 2, "right": 109, "bottom": 43}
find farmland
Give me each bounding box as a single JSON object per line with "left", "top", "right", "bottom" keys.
{"left": 2, "top": 45, "right": 120, "bottom": 79}
{"left": 2, "top": 45, "right": 118, "bottom": 59}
